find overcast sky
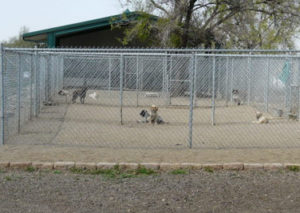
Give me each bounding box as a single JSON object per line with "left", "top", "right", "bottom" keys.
{"left": 0, "top": 0, "right": 123, "bottom": 42}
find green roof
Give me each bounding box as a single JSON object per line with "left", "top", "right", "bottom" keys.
{"left": 23, "top": 10, "right": 146, "bottom": 47}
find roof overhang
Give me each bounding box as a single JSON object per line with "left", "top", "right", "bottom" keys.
{"left": 23, "top": 11, "right": 157, "bottom": 46}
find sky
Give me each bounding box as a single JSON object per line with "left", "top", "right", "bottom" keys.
{"left": 0, "top": 0, "right": 299, "bottom": 48}
{"left": 0, "top": 0, "right": 124, "bottom": 42}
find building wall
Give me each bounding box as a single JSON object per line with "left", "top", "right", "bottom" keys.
{"left": 56, "top": 27, "right": 125, "bottom": 48}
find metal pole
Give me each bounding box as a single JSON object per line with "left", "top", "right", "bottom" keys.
{"left": 136, "top": 55, "right": 139, "bottom": 107}
{"left": 289, "top": 58, "right": 293, "bottom": 110}
{"left": 163, "top": 54, "right": 167, "bottom": 105}
{"left": 212, "top": 56, "right": 216, "bottom": 126}
{"left": 298, "top": 59, "right": 300, "bottom": 122}
{"left": 0, "top": 44, "right": 4, "bottom": 145}
{"left": 247, "top": 55, "right": 252, "bottom": 105}
{"left": 230, "top": 58, "right": 234, "bottom": 102}
{"left": 169, "top": 55, "right": 173, "bottom": 105}
{"left": 29, "top": 55, "right": 33, "bottom": 120}
{"left": 225, "top": 57, "right": 229, "bottom": 106}
{"left": 17, "top": 53, "right": 22, "bottom": 134}
{"left": 120, "top": 54, "right": 124, "bottom": 125}
{"left": 265, "top": 57, "right": 270, "bottom": 112}
{"left": 188, "top": 54, "right": 196, "bottom": 148}
{"left": 34, "top": 46, "right": 39, "bottom": 116}
{"left": 193, "top": 53, "right": 198, "bottom": 107}
{"left": 108, "top": 58, "right": 112, "bottom": 91}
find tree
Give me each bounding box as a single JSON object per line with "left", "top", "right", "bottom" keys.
{"left": 119, "top": 0, "right": 300, "bottom": 49}
{"left": 2, "top": 26, "right": 35, "bottom": 48}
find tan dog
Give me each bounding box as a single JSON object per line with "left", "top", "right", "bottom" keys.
{"left": 149, "top": 105, "right": 159, "bottom": 124}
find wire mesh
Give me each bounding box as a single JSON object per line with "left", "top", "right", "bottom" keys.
{"left": 0, "top": 48, "right": 299, "bottom": 149}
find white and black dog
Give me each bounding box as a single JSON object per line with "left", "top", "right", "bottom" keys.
{"left": 139, "top": 105, "right": 165, "bottom": 124}
{"left": 232, "top": 89, "right": 241, "bottom": 105}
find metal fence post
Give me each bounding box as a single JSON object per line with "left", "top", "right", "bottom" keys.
{"left": 108, "top": 58, "right": 112, "bottom": 91}
{"left": 163, "top": 54, "right": 167, "bottom": 105}
{"left": 230, "top": 58, "right": 234, "bottom": 102}
{"left": 120, "top": 54, "right": 124, "bottom": 125}
{"left": 30, "top": 54, "right": 34, "bottom": 120}
{"left": 193, "top": 53, "right": 198, "bottom": 107}
{"left": 35, "top": 49, "right": 40, "bottom": 116}
{"left": 265, "top": 57, "right": 270, "bottom": 112}
{"left": 136, "top": 55, "right": 139, "bottom": 107}
{"left": 0, "top": 44, "right": 4, "bottom": 145}
{"left": 212, "top": 56, "right": 216, "bottom": 126}
{"left": 225, "top": 56, "right": 229, "bottom": 106}
{"left": 17, "top": 53, "right": 22, "bottom": 134}
{"left": 169, "top": 55, "right": 173, "bottom": 105}
{"left": 188, "top": 54, "right": 196, "bottom": 148}
{"left": 247, "top": 55, "right": 252, "bottom": 105}
{"left": 298, "top": 58, "right": 300, "bottom": 122}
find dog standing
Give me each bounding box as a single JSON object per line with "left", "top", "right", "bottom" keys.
{"left": 232, "top": 89, "right": 241, "bottom": 105}
{"left": 72, "top": 87, "right": 88, "bottom": 104}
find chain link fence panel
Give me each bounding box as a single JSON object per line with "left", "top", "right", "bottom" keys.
{"left": 0, "top": 47, "right": 299, "bottom": 149}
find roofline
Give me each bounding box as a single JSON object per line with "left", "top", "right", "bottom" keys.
{"left": 23, "top": 11, "right": 152, "bottom": 41}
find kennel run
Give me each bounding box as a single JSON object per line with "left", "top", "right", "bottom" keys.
{"left": 0, "top": 46, "right": 299, "bottom": 149}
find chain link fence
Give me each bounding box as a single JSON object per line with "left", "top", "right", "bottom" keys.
{"left": 0, "top": 46, "right": 299, "bottom": 149}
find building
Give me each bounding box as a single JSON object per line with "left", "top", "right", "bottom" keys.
{"left": 23, "top": 10, "right": 146, "bottom": 48}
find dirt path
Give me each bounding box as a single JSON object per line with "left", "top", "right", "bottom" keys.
{"left": 2, "top": 145, "right": 300, "bottom": 163}
{"left": 0, "top": 170, "right": 299, "bottom": 213}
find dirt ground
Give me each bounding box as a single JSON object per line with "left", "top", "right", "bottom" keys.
{"left": 2, "top": 90, "right": 300, "bottom": 164}
{"left": 1, "top": 169, "right": 300, "bottom": 213}
{"left": 5, "top": 90, "right": 300, "bottom": 149}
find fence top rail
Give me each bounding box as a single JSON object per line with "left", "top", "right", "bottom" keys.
{"left": 3, "top": 47, "right": 300, "bottom": 54}
{"left": 3, "top": 50, "right": 300, "bottom": 59}
{"left": 194, "top": 53, "right": 300, "bottom": 58}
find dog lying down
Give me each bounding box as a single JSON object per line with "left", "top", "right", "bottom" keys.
{"left": 138, "top": 105, "right": 167, "bottom": 124}
{"left": 253, "top": 111, "right": 269, "bottom": 124}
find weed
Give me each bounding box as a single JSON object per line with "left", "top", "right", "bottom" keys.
{"left": 26, "top": 166, "right": 36, "bottom": 172}
{"left": 69, "top": 165, "right": 156, "bottom": 179}
{"left": 120, "top": 173, "right": 137, "bottom": 179}
{"left": 70, "top": 168, "right": 87, "bottom": 174}
{"left": 54, "top": 170, "right": 62, "bottom": 174}
{"left": 287, "top": 165, "right": 300, "bottom": 172}
{"left": 171, "top": 169, "right": 188, "bottom": 175}
{"left": 204, "top": 167, "right": 214, "bottom": 173}
{"left": 136, "top": 166, "right": 156, "bottom": 175}
{"left": 5, "top": 176, "right": 12, "bottom": 181}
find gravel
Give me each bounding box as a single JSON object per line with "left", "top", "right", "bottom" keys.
{"left": 1, "top": 169, "right": 300, "bottom": 213}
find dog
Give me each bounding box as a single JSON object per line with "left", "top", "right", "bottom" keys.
{"left": 140, "top": 109, "right": 150, "bottom": 123}
{"left": 72, "top": 87, "right": 88, "bottom": 104}
{"left": 232, "top": 89, "right": 241, "bottom": 105}
{"left": 149, "top": 105, "right": 159, "bottom": 124}
{"left": 58, "top": 90, "right": 70, "bottom": 96}
{"left": 139, "top": 105, "right": 166, "bottom": 124}
{"left": 254, "top": 111, "right": 269, "bottom": 124}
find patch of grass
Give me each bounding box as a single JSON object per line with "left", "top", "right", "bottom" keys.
{"left": 171, "top": 169, "right": 188, "bottom": 175}
{"left": 69, "top": 165, "right": 156, "bottom": 179}
{"left": 53, "top": 170, "right": 62, "bottom": 174}
{"left": 204, "top": 167, "right": 214, "bottom": 173}
{"left": 69, "top": 168, "right": 87, "bottom": 174}
{"left": 287, "top": 165, "right": 300, "bottom": 172}
{"left": 135, "top": 166, "right": 156, "bottom": 175}
{"left": 25, "top": 166, "right": 36, "bottom": 172}
{"left": 5, "top": 176, "right": 12, "bottom": 181}
{"left": 120, "top": 173, "right": 137, "bottom": 179}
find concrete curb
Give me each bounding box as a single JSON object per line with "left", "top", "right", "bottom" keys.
{"left": 0, "top": 162, "right": 299, "bottom": 171}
